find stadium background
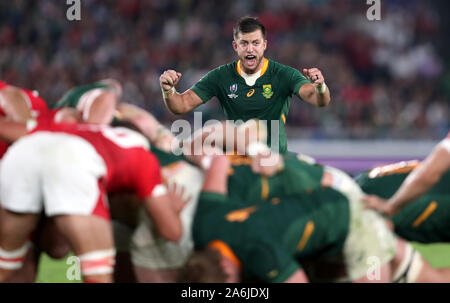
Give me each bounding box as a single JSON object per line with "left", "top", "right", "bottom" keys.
{"left": 0, "top": 0, "right": 449, "bottom": 282}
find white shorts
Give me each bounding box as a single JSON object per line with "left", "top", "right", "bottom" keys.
{"left": 0, "top": 132, "right": 108, "bottom": 218}
{"left": 321, "top": 166, "right": 397, "bottom": 281}
{"left": 131, "top": 161, "right": 204, "bottom": 269}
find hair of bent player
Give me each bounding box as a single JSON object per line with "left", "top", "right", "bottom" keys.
{"left": 177, "top": 249, "right": 228, "bottom": 283}
{"left": 233, "top": 16, "right": 266, "bottom": 40}
{"left": 110, "top": 118, "right": 143, "bottom": 134}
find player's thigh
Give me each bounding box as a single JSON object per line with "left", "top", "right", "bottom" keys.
{"left": 38, "top": 217, "right": 71, "bottom": 259}
{"left": 0, "top": 208, "right": 39, "bottom": 249}
{"left": 0, "top": 139, "right": 43, "bottom": 214}
{"left": 391, "top": 238, "right": 435, "bottom": 283}
{"left": 53, "top": 215, "right": 113, "bottom": 254}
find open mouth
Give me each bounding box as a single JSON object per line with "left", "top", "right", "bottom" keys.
{"left": 244, "top": 55, "right": 257, "bottom": 66}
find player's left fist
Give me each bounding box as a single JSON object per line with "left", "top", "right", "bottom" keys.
{"left": 302, "top": 68, "right": 325, "bottom": 86}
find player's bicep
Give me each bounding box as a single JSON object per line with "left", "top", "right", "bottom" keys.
{"left": 298, "top": 83, "right": 319, "bottom": 106}
{"left": 289, "top": 69, "right": 311, "bottom": 98}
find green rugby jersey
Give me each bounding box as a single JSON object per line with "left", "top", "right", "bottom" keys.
{"left": 150, "top": 145, "right": 187, "bottom": 166}
{"left": 147, "top": 149, "right": 323, "bottom": 203}
{"left": 227, "top": 153, "right": 323, "bottom": 202}
{"left": 355, "top": 162, "right": 450, "bottom": 243}
{"left": 54, "top": 82, "right": 109, "bottom": 109}
{"left": 193, "top": 189, "right": 349, "bottom": 282}
{"left": 354, "top": 161, "right": 450, "bottom": 199}
{"left": 191, "top": 58, "right": 311, "bottom": 153}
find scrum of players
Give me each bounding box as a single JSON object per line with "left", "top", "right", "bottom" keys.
{"left": 0, "top": 79, "right": 449, "bottom": 283}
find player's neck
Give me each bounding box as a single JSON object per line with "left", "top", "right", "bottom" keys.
{"left": 239, "top": 58, "right": 265, "bottom": 75}
{"left": 238, "top": 58, "right": 268, "bottom": 86}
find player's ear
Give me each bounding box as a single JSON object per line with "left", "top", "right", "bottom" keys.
{"left": 263, "top": 39, "right": 267, "bottom": 51}
{"left": 232, "top": 40, "right": 238, "bottom": 51}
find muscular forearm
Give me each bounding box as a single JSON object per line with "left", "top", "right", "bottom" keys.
{"left": 145, "top": 194, "right": 182, "bottom": 242}
{"left": 300, "top": 68, "right": 331, "bottom": 107}
{"left": 300, "top": 84, "right": 331, "bottom": 107}
{"left": 163, "top": 92, "right": 190, "bottom": 115}
{"left": 388, "top": 144, "right": 450, "bottom": 212}
{"left": 160, "top": 70, "right": 204, "bottom": 114}
{"left": 315, "top": 87, "right": 331, "bottom": 107}
{"left": 201, "top": 155, "right": 231, "bottom": 194}
{"left": 0, "top": 118, "right": 27, "bottom": 142}
{"left": 388, "top": 171, "right": 438, "bottom": 211}
{"left": 84, "top": 91, "right": 116, "bottom": 124}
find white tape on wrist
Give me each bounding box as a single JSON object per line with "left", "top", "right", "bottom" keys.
{"left": 161, "top": 86, "right": 176, "bottom": 99}
{"left": 316, "top": 82, "right": 327, "bottom": 94}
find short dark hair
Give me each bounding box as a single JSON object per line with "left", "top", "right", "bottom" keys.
{"left": 110, "top": 118, "right": 142, "bottom": 133}
{"left": 177, "top": 250, "right": 228, "bottom": 283}
{"left": 233, "top": 16, "right": 266, "bottom": 40}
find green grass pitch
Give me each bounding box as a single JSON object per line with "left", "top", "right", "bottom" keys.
{"left": 36, "top": 243, "right": 450, "bottom": 283}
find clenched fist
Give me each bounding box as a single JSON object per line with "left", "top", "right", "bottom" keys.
{"left": 160, "top": 70, "right": 182, "bottom": 91}
{"left": 302, "top": 68, "right": 325, "bottom": 86}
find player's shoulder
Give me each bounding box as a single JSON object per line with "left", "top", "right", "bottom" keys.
{"left": 267, "top": 60, "right": 302, "bottom": 81}
{"left": 209, "top": 61, "right": 238, "bottom": 75}
{"left": 267, "top": 59, "right": 298, "bottom": 74}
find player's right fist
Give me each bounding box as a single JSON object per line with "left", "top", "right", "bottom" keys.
{"left": 160, "top": 70, "right": 182, "bottom": 91}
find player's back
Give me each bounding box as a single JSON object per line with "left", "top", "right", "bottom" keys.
{"left": 355, "top": 161, "right": 450, "bottom": 243}
{"left": 0, "top": 81, "right": 50, "bottom": 158}
{"left": 28, "top": 120, "right": 160, "bottom": 197}
{"left": 193, "top": 188, "right": 350, "bottom": 282}
{"left": 227, "top": 153, "right": 324, "bottom": 202}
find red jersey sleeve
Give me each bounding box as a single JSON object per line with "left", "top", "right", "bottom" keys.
{"left": 0, "top": 81, "right": 8, "bottom": 90}
{"left": 134, "top": 150, "right": 164, "bottom": 200}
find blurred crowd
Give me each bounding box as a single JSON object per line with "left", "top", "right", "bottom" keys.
{"left": 0, "top": 0, "right": 448, "bottom": 139}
